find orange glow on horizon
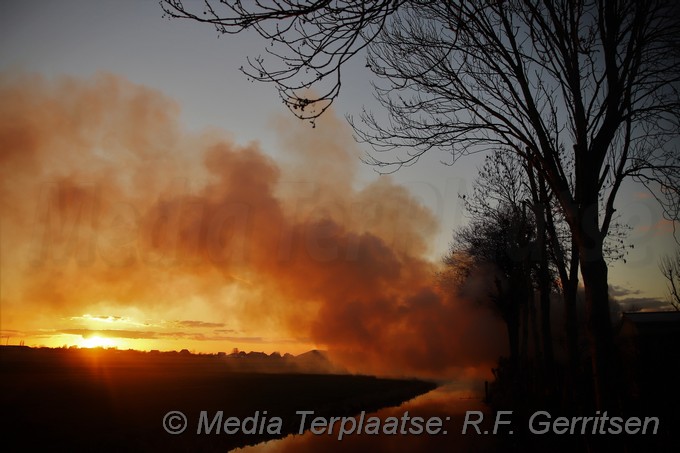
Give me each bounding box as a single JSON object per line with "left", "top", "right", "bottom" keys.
{"left": 15, "top": 333, "right": 320, "bottom": 358}
{"left": 77, "top": 335, "right": 118, "bottom": 349}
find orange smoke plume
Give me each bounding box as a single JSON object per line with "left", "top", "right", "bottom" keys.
{"left": 0, "top": 72, "right": 505, "bottom": 378}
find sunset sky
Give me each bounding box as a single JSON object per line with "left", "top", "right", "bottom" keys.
{"left": 1, "top": 0, "right": 676, "bottom": 378}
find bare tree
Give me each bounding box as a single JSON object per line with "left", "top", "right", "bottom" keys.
{"left": 447, "top": 203, "right": 534, "bottom": 374}
{"left": 457, "top": 150, "right": 604, "bottom": 398}
{"left": 659, "top": 248, "right": 680, "bottom": 310}
{"left": 161, "top": 0, "right": 400, "bottom": 123}
{"left": 163, "top": 0, "right": 680, "bottom": 409}
{"left": 355, "top": 2, "right": 680, "bottom": 410}
{"left": 451, "top": 151, "right": 547, "bottom": 396}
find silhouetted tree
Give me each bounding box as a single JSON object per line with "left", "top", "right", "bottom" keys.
{"left": 163, "top": 0, "right": 680, "bottom": 410}
{"left": 161, "top": 0, "right": 400, "bottom": 123}
{"left": 659, "top": 248, "right": 680, "bottom": 310}
{"left": 354, "top": 4, "right": 680, "bottom": 410}
{"left": 457, "top": 150, "right": 573, "bottom": 399}
{"left": 459, "top": 151, "right": 547, "bottom": 373}
{"left": 448, "top": 203, "right": 534, "bottom": 375}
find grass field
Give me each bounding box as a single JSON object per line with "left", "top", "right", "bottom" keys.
{"left": 0, "top": 346, "right": 437, "bottom": 451}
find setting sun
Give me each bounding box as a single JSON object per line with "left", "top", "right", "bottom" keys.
{"left": 78, "top": 336, "right": 117, "bottom": 349}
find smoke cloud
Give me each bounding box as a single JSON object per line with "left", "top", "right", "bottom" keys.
{"left": 0, "top": 72, "right": 505, "bottom": 378}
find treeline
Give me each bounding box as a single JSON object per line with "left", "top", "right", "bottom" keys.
{"left": 441, "top": 150, "right": 630, "bottom": 411}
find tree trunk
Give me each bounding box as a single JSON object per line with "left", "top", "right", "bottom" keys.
{"left": 543, "top": 188, "right": 581, "bottom": 401}
{"left": 521, "top": 293, "right": 530, "bottom": 364}
{"left": 530, "top": 163, "right": 555, "bottom": 387}
{"left": 564, "top": 242, "right": 580, "bottom": 397}
{"left": 536, "top": 210, "right": 554, "bottom": 390}
{"left": 507, "top": 301, "right": 520, "bottom": 375}
{"left": 529, "top": 288, "right": 542, "bottom": 395}
{"left": 497, "top": 278, "right": 519, "bottom": 374}
{"left": 567, "top": 135, "right": 620, "bottom": 411}
{"left": 577, "top": 208, "right": 619, "bottom": 411}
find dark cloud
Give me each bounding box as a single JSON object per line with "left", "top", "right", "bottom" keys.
{"left": 59, "top": 329, "right": 159, "bottom": 340}
{"left": 608, "top": 285, "right": 672, "bottom": 312}
{"left": 614, "top": 296, "right": 672, "bottom": 312}
{"left": 57, "top": 328, "right": 304, "bottom": 344}
{"left": 214, "top": 328, "right": 238, "bottom": 334}
{"left": 173, "top": 320, "right": 225, "bottom": 328}
{"left": 609, "top": 284, "right": 642, "bottom": 298}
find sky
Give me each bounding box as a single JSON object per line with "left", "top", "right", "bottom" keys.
{"left": 1, "top": 0, "right": 676, "bottom": 378}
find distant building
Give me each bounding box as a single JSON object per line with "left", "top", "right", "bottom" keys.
{"left": 621, "top": 311, "right": 680, "bottom": 349}
{"left": 620, "top": 311, "right": 680, "bottom": 403}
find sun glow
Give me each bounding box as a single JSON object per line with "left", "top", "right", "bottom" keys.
{"left": 78, "top": 336, "right": 117, "bottom": 349}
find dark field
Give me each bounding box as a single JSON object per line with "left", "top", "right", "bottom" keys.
{"left": 0, "top": 346, "right": 437, "bottom": 452}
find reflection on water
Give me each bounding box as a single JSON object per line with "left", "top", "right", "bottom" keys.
{"left": 234, "top": 381, "right": 498, "bottom": 452}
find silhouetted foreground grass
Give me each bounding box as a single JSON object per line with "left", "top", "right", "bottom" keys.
{"left": 0, "top": 346, "right": 436, "bottom": 452}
